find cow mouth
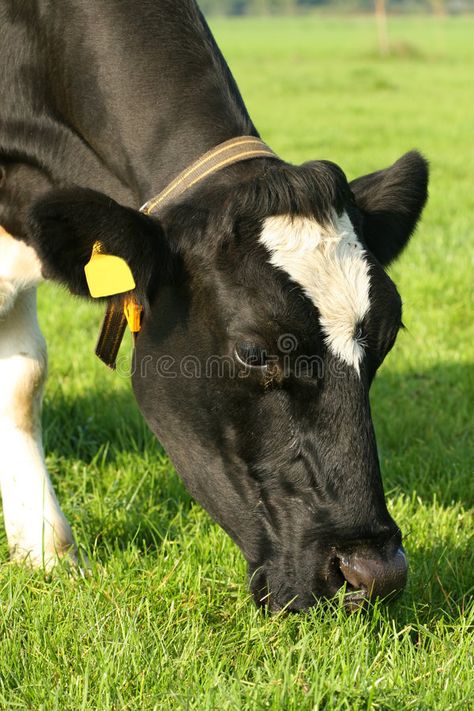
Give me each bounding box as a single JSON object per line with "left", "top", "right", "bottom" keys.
{"left": 342, "top": 589, "right": 368, "bottom": 611}
{"left": 255, "top": 583, "right": 373, "bottom": 615}
{"left": 324, "top": 555, "right": 370, "bottom": 612}
{"left": 249, "top": 544, "right": 408, "bottom": 614}
{"left": 249, "top": 565, "right": 368, "bottom": 614}
{"left": 341, "top": 583, "right": 404, "bottom": 612}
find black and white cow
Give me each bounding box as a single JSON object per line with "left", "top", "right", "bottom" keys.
{"left": 0, "top": 0, "right": 428, "bottom": 611}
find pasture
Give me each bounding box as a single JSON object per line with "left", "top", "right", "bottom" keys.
{"left": 0, "top": 15, "right": 473, "bottom": 710}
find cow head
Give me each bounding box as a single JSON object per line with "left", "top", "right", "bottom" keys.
{"left": 28, "top": 150, "right": 428, "bottom": 611}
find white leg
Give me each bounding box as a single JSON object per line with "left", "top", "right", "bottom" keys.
{"left": 0, "top": 229, "right": 76, "bottom": 568}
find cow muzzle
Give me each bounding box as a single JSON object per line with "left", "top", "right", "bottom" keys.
{"left": 335, "top": 542, "right": 408, "bottom": 611}
{"left": 250, "top": 539, "right": 408, "bottom": 613}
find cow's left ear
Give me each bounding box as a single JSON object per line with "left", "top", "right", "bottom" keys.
{"left": 350, "top": 151, "right": 429, "bottom": 267}
{"left": 27, "top": 188, "right": 171, "bottom": 304}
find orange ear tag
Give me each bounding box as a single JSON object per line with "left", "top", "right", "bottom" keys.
{"left": 124, "top": 298, "right": 143, "bottom": 333}
{"left": 84, "top": 241, "right": 136, "bottom": 298}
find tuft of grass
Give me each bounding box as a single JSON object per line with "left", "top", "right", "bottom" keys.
{"left": 0, "top": 16, "right": 473, "bottom": 710}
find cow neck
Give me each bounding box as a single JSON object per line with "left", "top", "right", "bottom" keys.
{"left": 95, "top": 136, "right": 280, "bottom": 370}
{"left": 140, "top": 136, "right": 279, "bottom": 216}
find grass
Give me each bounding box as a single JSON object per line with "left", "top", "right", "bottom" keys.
{"left": 1, "top": 15, "right": 473, "bottom": 710}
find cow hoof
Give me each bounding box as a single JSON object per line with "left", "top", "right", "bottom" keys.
{"left": 9, "top": 540, "right": 83, "bottom": 573}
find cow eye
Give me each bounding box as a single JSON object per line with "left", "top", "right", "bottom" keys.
{"left": 235, "top": 342, "right": 268, "bottom": 368}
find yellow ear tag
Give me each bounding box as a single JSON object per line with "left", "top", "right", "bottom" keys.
{"left": 84, "top": 241, "right": 136, "bottom": 298}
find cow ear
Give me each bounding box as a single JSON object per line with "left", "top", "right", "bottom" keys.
{"left": 27, "top": 188, "right": 170, "bottom": 304}
{"left": 350, "top": 151, "right": 429, "bottom": 267}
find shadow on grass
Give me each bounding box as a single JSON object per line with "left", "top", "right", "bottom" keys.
{"left": 43, "top": 385, "right": 157, "bottom": 463}
{"left": 372, "top": 362, "right": 473, "bottom": 508}
{"left": 42, "top": 385, "right": 195, "bottom": 555}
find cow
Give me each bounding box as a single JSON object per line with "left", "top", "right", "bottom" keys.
{"left": 0, "top": 0, "right": 428, "bottom": 612}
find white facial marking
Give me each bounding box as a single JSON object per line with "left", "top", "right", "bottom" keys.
{"left": 259, "top": 213, "right": 371, "bottom": 374}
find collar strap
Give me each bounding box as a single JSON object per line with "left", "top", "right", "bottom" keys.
{"left": 95, "top": 136, "right": 279, "bottom": 369}
{"left": 140, "top": 136, "right": 279, "bottom": 215}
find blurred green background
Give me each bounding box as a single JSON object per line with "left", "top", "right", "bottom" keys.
{"left": 200, "top": 0, "right": 474, "bottom": 15}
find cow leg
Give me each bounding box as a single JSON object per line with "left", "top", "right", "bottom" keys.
{"left": 0, "top": 228, "right": 76, "bottom": 568}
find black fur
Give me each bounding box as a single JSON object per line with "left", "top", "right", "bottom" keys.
{"left": 0, "top": 0, "right": 429, "bottom": 611}
{"left": 350, "top": 151, "right": 429, "bottom": 266}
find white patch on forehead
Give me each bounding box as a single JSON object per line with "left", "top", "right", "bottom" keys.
{"left": 259, "top": 213, "right": 371, "bottom": 373}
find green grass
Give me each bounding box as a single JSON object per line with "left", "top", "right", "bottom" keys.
{"left": 1, "top": 15, "right": 473, "bottom": 710}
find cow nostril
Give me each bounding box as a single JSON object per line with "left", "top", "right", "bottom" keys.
{"left": 337, "top": 546, "right": 408, "bottom": 607}
{"left": 327, "top": 555, "right": 352, "bottom": 591}
{"left": 338, "top": 555, "right": 369, "bottom": 594}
